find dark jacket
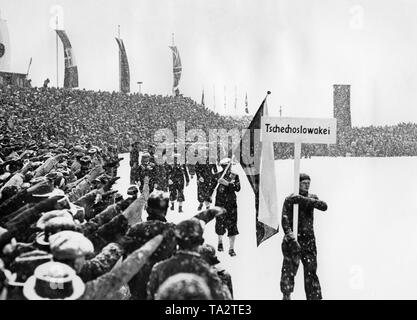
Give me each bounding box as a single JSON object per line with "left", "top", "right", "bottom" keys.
{"left": 121, "top": 219, "right": 177, "bottom": 300}
{"left": 214, "top": 170, "right": 240, "bottom": 207}
{"left": 281, "top": 192, "right": 327, "bottom": 241}
{"left": 153, "top": 162, "right": 170, "bottom": 191}
{"left": 167, "top": 164, "right": 189, "bottom": 186}
{"left": 147, "top": 250, "right": 232, "bottom": 300}
{"left": 195, "top": 163, "right": 217, "bottom": 186}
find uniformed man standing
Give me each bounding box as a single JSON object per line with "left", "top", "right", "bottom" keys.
{"left": 129, "top": 142, "right": 140, "bottom": 185}
{"left": 280, "top": 173, "right": 328, "bottom": 300}
{"left": 195, "top": 157, "right": 217, "bottom": 211}
{"left": 136, "top": 152, "right": 155, "bottom": 194}
{"left": 167, "top": 154, "right": 189, "bottom": 213}
{"left": 153, "top": 152, "right": 170, "bottom": 192}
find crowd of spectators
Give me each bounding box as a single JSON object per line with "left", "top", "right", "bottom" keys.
{"left": 0, "top": 85, "right": 245, "bottom": 155}
{"left": 0, "top": 82, "right": 416, "bottom": 299}
{"left": 0, "top": 84, "right": 234, "bottom": 300}
{"left": 273, "top": 124, "right": 417, "bottom": 160}
{"left": 2, "top": 83, "right": 416, "bottom": 161}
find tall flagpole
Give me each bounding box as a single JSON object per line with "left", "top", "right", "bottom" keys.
{"left": 234, "top": 85, "right": 237, "bottom": 113}
{"left": 171, "top": 33, "right": 175, "bottom": 96}
{"left": 56, "top": 17, "right": 58, "bottom": 87}
{"left": 118, "top": 25, "right": 121, "bottom": 92}
{"left": 224, "top": 86, "right": 226, "bottom": 114}
{"left": 26, "top": 57, "right": 32, "bottom": 77}
{"left": 213, "top": 84, "right": 216, "bottom": 112}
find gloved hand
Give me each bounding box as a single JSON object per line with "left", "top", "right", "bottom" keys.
{"left": 283, "top": 232, "right": 301, "bottom": 256}
{"left": 284, "top": 231, "right": 296, "bottom": 242}
{"left": 287, "top": 194, "right": 303, "bottom": 205}
{"left": 218, "top": 178, "right": 229, "bottom": 186}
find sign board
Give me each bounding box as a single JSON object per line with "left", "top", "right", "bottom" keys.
{"left": 261, "top": 117, "right": 337, "bottom": 144}
{"left": 260, "top": 116, "right": 337, "bottom": 242}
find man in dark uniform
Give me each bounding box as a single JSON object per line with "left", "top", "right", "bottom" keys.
{"left": 147, "top": 219, "right": 232, "bottom": 300}
{"left": 199, "top": 244, "right": 233, "bottom": 298}
{"left": 120, "top": 191, "right": 177, "bottom": 300}
{"left": 280, "top": 173, "right": 328, "bottom": 300}
{"left": 120, "top": 192, "right": 225, "bottom": 300}
{"left": 153, "top": 153, "right": 170, "bottom": 192}
{"left": 195, "top": 157, "right": 217, "bottom": 211}
{"left": 214, "top": 158, "right": 240, "bottom": 257}
{"left": 135, "top": 152, "right": 155, "bottom": 194}
{"left": 129, "top": 142, "right": 140, "bottom": 185}
{"left": 167, "top": 154, "right": 189, "bottom": 213}
{"left": 187, "top": 148, "right": 198, "bottom": 180}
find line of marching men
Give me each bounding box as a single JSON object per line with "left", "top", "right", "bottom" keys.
{"left": 129, "top": 143, "right": 241, "bottom": 257}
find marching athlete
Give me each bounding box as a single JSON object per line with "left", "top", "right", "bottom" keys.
{"left": 214, "top": 158, "right": 240, "bottom": 257}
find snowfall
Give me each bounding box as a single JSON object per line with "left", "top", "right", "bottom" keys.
{"left": 115, "top": 154, "right": 417, "bottom": 300}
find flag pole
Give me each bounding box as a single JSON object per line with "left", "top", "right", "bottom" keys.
{"left": 293, "top": 142, "right": 301, "bottom": 241}
{"left": 171, "top": 33, "right": 175, "bottom": 96}
{"left": 245, "top": 92, "right": 248, "bottom": 114}
{"left": 234, "top": 85, "right": 237, "bottom": 114}
{"left": 224, "top": 86, "right": 226, "bottom": 114}
{"left": 26, "top": 57, "right": 32, "bottom": 77}
{"left": 56, "top": 16, "right": 59, "bottom": 88}
{"left": 118, "top": 25, "right": 121, "bottom": 92}
{"left": 213, "top": 84, "right": 216, "bottom": 112}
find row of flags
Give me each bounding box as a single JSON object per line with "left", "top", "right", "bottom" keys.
{"left": 53, "top": 28, "right": 182, "bottom": 94}
{"left": 53, "top": 27, "right": 253, "bottom": 116}
{"left": 32, "top": 26, "right": 253, "bottom": 116}
{"left": 201, "top": 88, "right": 250, "bottom": 115}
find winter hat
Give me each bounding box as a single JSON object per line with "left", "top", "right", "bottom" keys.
{"left": 36, "top": 210, "right": 73, "bottom": 230}
{"left": 127, "top": 185, "right": 139, "bottom": 196}
{"left": 49, "top": 231, "right": 94, "bottom": 260}
{"left": 147, "top": 191, "right": 170, "bottom": 216}
{"left": 175, "top": 219, "right": 204, "bottom": 247}
{"left": 155, "top": 273, "right": 212, "bottom": 300}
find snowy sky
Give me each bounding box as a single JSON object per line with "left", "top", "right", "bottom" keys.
{"left": 1, "top": 0, "right": 417, "bottom": 126}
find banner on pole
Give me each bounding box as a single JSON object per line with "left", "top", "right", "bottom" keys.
{"left": 116, "top": 37, "right": 130, "bottom": 93}
{"left": 261, "top": 117, "right": 337, "bottom": 144}
{"left": 56, "top": 29, "right": 79, "bottom": 88}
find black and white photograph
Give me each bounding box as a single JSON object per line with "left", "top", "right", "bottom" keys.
{"left": 0, "top": 0, "right": 416, "bottom": 305}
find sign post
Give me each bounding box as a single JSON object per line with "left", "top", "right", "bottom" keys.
{"left": 261, "top": 117, "right": 337, "bottom": 240}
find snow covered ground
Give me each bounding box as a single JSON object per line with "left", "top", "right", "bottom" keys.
{"left": 115, "top": 154, "right": 417, "bottom": 300}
